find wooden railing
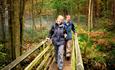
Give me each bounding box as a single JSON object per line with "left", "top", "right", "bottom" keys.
{"left": 71, "top": 35, "right": 84, "bottom": 70}
{"left": 24, "top": 44, "right": 54, "bottom": 70}
{"left": 2, "top": 36, "right": 84, "bottom": 70}
{"left": 2, "top": 39, "right": 54, "bottom": 70}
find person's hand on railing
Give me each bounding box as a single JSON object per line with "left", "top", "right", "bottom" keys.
{"left": 46, "top": 37, "right": 52, "bottom": 44}
{"left": 74, "top": 32, "right": 77, "bottom": 36}
{"left": 46, "top": 37, "right": 50, "bottom": 40}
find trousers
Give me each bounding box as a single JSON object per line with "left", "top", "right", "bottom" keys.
{"left": 54, "top": 45, "right": 64, "bottom": 69}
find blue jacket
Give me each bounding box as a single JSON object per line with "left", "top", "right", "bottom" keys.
{"left": 49, "top": 23, "right": 66, "bottom": 46}
{"left": 64, "top": 21, "right": 76, "bottom": 40}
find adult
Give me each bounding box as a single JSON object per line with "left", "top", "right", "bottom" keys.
{"left": 64, "top": 15, "right": 77, "bottom": 58}
{"left": 48, "top": 15, "right": 66, "bottom": 70}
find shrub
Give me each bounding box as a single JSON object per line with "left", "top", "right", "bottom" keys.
{"left": 0, "top": 44, "right": 7, "bottom": 69}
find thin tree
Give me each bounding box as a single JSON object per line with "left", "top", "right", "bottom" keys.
{"left": 19, "top": 0, "right": 25, "bottom": 55}
{"left": 112, "top": 0, "right": 115, "bottom": 22}
{"left": 0, "top": 0, "right": 6, "bottom": 45}
{"left": 90, "top": 0, "right": 93, "bottom": 30}
{"left": 31, "top": 0, "right": 36, "bottom": 30}
{"left": 84, "top": 0, "right": 93, "bottom": 56}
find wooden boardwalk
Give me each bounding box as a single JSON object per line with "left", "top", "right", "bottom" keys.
{"left": 2, "top": 37, "right": 84, "bottom": 70}
{"left": 49, "top": 59, "right": 71, "bottom": 70}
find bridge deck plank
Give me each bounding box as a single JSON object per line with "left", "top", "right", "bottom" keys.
{"left": 49, "top": 59, "right": 71, "bottom": 70}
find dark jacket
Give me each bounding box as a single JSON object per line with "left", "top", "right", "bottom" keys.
{"left": 64, "top": 21, "right": 76, "bottom": 40}
{"left": 49, "top": 23, "right": 66, "bottom": 46}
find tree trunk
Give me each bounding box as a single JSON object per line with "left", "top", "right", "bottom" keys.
{"left": 77, "top": 2, "right": 80, "bottom": 24}
{"left": 90, "top": 0, "right": 93, "bottom": 30}
{"left": 84, "top": 0, "right": 92, "bottom": 57}
{"left": 88, "top": 0, "right": 92, "bottom": 32}
{"left": 8, "top": 0, "right": 21, "bottom": 60}
{"left": 31, "top": 0, "right": 36, "bottom": 30}
{"left": 0, "top": 0, "right": 6, "bottom": 44}
{"left": 112, "top": 0, "right": 115, "bottom": 22}
{"left": 19, "top": 0, "right": 25, "bottom": 55}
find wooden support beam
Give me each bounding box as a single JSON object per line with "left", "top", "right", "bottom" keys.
{"left": 48, "top": 57, "right": 55, "bottom": 70}
{"left": 44, "top": 53, "right": 54, "bottom": 70}
{"left": 36, "top": 49, "right": 54, "bottom": 70}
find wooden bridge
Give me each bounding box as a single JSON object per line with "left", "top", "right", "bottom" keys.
{"left": 2, "top": 35, "right": 84, "bottom": 70}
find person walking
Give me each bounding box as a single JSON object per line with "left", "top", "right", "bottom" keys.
{"left": 64, "top": 15, "right": 77, "bottom": 58}
{"left": 48, "top": 15, "right": 66, "bottom": 70}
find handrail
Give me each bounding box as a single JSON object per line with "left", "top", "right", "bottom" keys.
{"left": 24, "top": 45, "right": 52, "bottom": 70}
{"left": 75, "top": 35, "right": 84, "bottom": 70}
{"left": 71, "top": 35, "right": 84, "bottom": 70}
{"left": 48, "top": 57, "right": 55, "bottom": 70}
{"left": 2, "top": 39, "right": 47, "bottom": 70}
{"left": 36, "top": 50, "right": 54, "bottom": 70}
{"left": 44, "top": 53, "right": 54, "bottom": 70}
{"left": 71, "top": 40, "right": 76, "bottom": 70}
{"left": 2, "top": 35, "right": 84, "bottom": 70}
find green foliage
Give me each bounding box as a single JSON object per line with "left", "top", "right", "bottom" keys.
{"left": 78, "top": 33, "right": 88, "bottom": 52}
{"left": 79, "top": 15, "right": 87, "bottom": 24}
{"left": 0, "top": 52, "right": 6, "bottom": 61}
{"left": 51, "top": 0, "right": 64, "bottom": 9}
{"left": 110, "top": 50, "right": 115, "bottom": 57}
{"left": 94, "top": 56, "right": 106, "bottom": 63}
{"left": 0, "top": 44, "right": 3, "bottom": 51}
{"left": 0, "top": 44, "right": 6, "bottom": 60}
{"left": 0, "top": 44, "right": 7, "bottom": 69}
{"left": 100, "top": 0, "right": 112, "bottom": 18}
{"left": 95, "top": 17, "right": 111, "bottom": 30}
{"left": 51, "top": 0, "right": 73, "bottom": 14}
{"left": 78, "top": 33, "right": 88, "bottom": 42}
{"left": 50, "top": 0, "right": 86, "bottom": 15}
{"left": 77, "top": 26, "right": 108, "bottom": 64}
{"left": 96, "top": 45, "right": 105, "bottom": 51}
{"left": 24, "top": 28, "right": 48, "bottom": 42}
{"left": 78, "top": 33, "right": 93, "bottom": 48}
{"left": 106, "top": 22, "right": 115, "bottom": 33}
{"left": 110, "top": 41, "right": 115, "bottom": 47}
